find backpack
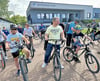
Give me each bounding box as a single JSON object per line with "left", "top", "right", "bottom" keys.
{"left": 64, "top": 22, "right": 70, "bottom": 33}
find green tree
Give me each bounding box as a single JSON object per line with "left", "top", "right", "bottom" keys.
{"left": 9, "top": 15, "right": 27, "bottom": 27}
{"left": 0, "top": 0, "right": 12, "bottom": 18}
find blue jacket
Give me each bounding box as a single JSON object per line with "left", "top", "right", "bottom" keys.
{"left": 2, "top": 30, "right": 9, "bottom": 36}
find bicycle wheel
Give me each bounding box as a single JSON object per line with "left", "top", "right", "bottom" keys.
{"left": 30, "top": 45, "right": 35, "bottom": 59}
{"left": 85, "top": 53, "right": 99, "bottom": 73}
{"left": 53, "top": 54, "right": 61, "bottom": 81}
{"left": 60, "top": 41, "right": 65, "bottom": 48}
{"left": 0, "top": 53, "right": 6, "bottom": 70}
{"left": 63, "top": 47, "right": 74, "bottom": 62}
{"left": 19, "top": 59, "right": 28, "bottom": 81}
{"left": 30, "top": 42, "right": 35, "bottom": 59}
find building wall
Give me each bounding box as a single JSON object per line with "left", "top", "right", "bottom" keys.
{"left": 27, "top": 9, "right": 85, "bottom": 24}
{"left": 0, "top": 19, "right": 12, "bottom": 30}
{"left": 93, "top": 8, "right": 100, "bottom": 19}
{"left": 27, "top": 1, "right": 93, "bottom": 24}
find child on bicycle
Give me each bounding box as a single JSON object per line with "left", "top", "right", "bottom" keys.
{"left": 6, "top": 24, "right": 31, "bottom": 76}
{"left": 72, "top": 24, "right": 93, "bottom": 63}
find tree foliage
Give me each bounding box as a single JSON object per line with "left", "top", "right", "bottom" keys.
{"left": 0, "top": 0, "right": 12, "bottom": 18}
{"left": 9, "top": 15, "right": 27, "bottom": 26}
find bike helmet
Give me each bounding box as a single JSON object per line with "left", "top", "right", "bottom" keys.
{"left": 75, "top": 25, "right": 83, "bottom": 30}
{"left": 10, "top": 24, "right": 18, "bottom": 30}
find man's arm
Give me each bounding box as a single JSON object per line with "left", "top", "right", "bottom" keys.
{"left": 32, "top": 30, "right": 37, "bottom": 36}
{"left": 23, "top": 29, "right": 25, "bottom": 36}
{"left": 2, "top": 32, "right": 7, "bottom": 39}
{"left": 84, "top": 35, "right": 93, "bottom": 42}
{"left": 6, "top": 42, "right": 10, "bottom": 49}
{"left": 22, "top": 36, "right": 30, "bottom": 44}
{"left": 45, "top": 33, "right": 49, "bottom": 40}
{"left": 61, "top": 32, "right": 66, "bottom": 40}
{"left": 71, "top": 27, "right": 76, "bottom": 32}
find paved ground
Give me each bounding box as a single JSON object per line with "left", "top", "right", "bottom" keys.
{"left": 0, "top": 40, "right": 100, "bottom": 81}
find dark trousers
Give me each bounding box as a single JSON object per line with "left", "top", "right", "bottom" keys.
{"left": 66, "top": 34, "right": 72, "bottom": 46}
{"left": 44, "top": 43, "right": 60, "bottom": 63}
{"left": 95, "top": 31, "right": 100, "bottom": 36}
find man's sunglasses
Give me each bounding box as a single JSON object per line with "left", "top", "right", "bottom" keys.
{"left": 11, "top": 29, "right": 17, "bottom": 30}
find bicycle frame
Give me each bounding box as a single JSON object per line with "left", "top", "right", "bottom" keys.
{"left": 76, "top": 45, "right": 91, "bottom": 58}
{"left": 48, "top": 40, "right": 61, "bottom": 62}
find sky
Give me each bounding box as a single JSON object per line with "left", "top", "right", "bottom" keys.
{"left": 8, "top": 0, "right": 100, "bottom": 16}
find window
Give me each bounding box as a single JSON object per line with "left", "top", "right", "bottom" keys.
{"left": 94, "top": 13, "right": 100, "bottom": 18}
{"left": 62, "top": 14, "right": 66, "bottom": 18}
{"left": 57, "top": 13, "right": 60, "bottom": 18}
{"left": 50, "top": 13, "right": 53, "bottom": 19}
{"left": 62, "top": 14, "right": 66, "bottom": 22}
{"left": 37, "top": 14, "right": 41, "bottom": 19}
{"left": 41, "top": 13, "right": 44, "bottom": 19}
{"left": 75, "top": 13, "right": 78, "bottom": 17}
{"left": 54, "top": 14, "right": 57, "bottom": 17}
{"left": 46, "top": 13, "right": 49, "bottom": 19}
{"left": 87, "top": 13, "right": 91, "bottom": 18}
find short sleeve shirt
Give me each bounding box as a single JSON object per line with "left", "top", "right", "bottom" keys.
{"left": 73, "top": 32, "right": 84, "bottom": 42}
{"left": 0, "top": 31, "right": 5, "bottom": 42}
{"left": 7, "top": 33, "right": 23, "bottom": 53}
{"left": 45, "top": 25, "right": 63, "bottom": 44}
{"left": 67, "top": 22, "right": 75, "bottom": 34}
{"left": 24, "top": 27, "right": 33, "bottom": 36}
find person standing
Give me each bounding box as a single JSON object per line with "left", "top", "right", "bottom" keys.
{"left": 65, "top": 19, "right": 76, "bottom": 47}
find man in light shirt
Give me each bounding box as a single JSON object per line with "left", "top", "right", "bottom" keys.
{"left": 42, "top": 17, "right": 66, "bottom": 68}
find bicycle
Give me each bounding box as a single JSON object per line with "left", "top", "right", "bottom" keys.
{"left": 32, "top": 32, "right": 44, "bottom": 45}
{"left": 25, "top": 35, "right": 35, "bottom": 59}
{"left": 48, "top": 39, "right": 65, "bottom": 81}
{"left": 63, "top": 38, "right": 99, "bottom": 73}
{"left": 85, "top": 25, "right": 100, "bottom": 46}
{"left": 60, "top": 40, "right": 65, "bottom": 48}
{"left": 10, "top": 44, "right": 29, "bottom": 81}
{"left": 0, "top": 43, "right": 6, "bottom": 71}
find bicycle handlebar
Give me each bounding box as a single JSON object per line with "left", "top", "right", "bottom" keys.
{"left": 48, "top": 39, "right": 66, "bottom": 45}
{"left": 48, "top": 39, "right": 65, "bottom": 41}
{"left": 9, "top": 43, "right": 23, "bottom": 49}
{"left": 81, "top": 42, "right": 93, "bottom": 47}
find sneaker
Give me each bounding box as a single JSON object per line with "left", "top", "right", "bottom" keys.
{"left": 42, "top": 63, "right": 47, "bottom": 68}
{"left": 61, "top": 65, "right": 64, "bottom": 69}
{"left": 16, "top": 69, "right": 20, "bottom": 76}
{"left": 5, "top": 56, "right": 8, "bottom": 60}
{"left": 26, "top": 59, "right": 31, "bottom": 63}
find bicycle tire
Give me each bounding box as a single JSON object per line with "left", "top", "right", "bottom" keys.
{"left": 53, "top": 54, "right": 61, "bottom": 81}
{"left": 0, "top": 53, "right": 6, "bottom": 70}
{"left": 85, "top": 53, "right": 99, "bottom": 73}
{"left": 31, "top": 45, "right": 35, "bottom": 59}
{"left": 63, "top": 47, "right": 74, "bottom": 62}
{"left": 30, "top": 41, "right": 35, "bottom": 59}
{"left": 19, "top": 59, "right": 28, "bottom": 81}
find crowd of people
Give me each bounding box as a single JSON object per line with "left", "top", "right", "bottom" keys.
{"left": 0, "top": 17, "right": 100, "bottom": 77}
